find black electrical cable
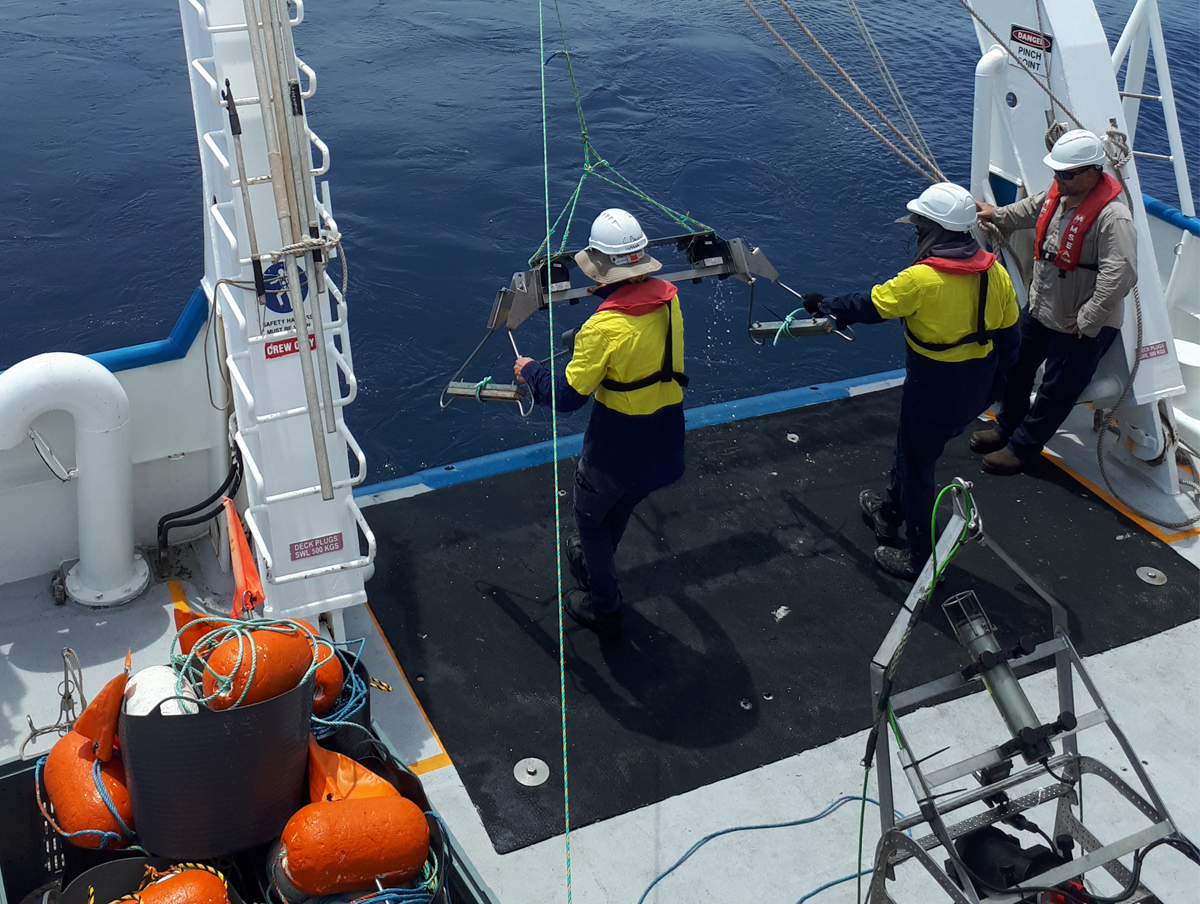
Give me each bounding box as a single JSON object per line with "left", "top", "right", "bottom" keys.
{"left": 156, "top": 448, "right": 243, "bottom": 561}
{"left": 1042, "top": 758, "right": 1075, "bottom": 786}
{"left": 1083, "top": 836, "right": 1200, "bottom": 904}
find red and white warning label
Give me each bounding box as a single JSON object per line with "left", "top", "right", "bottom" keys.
{"left": 1141, "top": 341, "right": 1168, "bottom": 360}
{"left": 265, "top": 334, "right": 317, "bottom": 360}
{"left": 290, "top": 532, "right": 344, "bottom": 561}
{"left": 1009, "top": 26, "right": 1054, "bottom": 77}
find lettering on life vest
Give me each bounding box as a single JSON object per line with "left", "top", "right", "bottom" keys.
{"left": 1009, "top": 25, "right": 1053, "bottom": 77}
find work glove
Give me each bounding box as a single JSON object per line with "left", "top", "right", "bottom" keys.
{"left": 801, "top": 293, "right": 825, "bottom": 317}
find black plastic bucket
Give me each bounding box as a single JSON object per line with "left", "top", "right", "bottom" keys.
{"left": 117, "top": 674, "right": 314, "bottom": 859}
{"left": 60, "top": 858, "right": 247, "bottom": 904}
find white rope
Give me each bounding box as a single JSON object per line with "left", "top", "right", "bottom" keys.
{"left": 741, "top": 0, "right": 941, "bottom": 183}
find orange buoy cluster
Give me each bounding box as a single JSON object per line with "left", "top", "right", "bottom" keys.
{"left": 273, "top": 740, "right": 430, "bottom": 899}
{"left": 173, "top": 605, "right": 345, "bottom": 715}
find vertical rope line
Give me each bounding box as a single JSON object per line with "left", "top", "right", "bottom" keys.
{"left": 538, "top": 3, "right": 571, "bottom": 901}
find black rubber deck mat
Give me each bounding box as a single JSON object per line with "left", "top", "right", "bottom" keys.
{"left": 364, "top": 387, "right": 1197, "bottom": 854}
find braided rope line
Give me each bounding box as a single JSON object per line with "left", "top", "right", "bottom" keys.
{"left": 742, "top": 0, "right": 941, "bottom": 183}
{"left": 539, "top": 3, "right": 572, "bottom": 902}
{"left": 775, "top": 0, "right": 945, "bottom": 180}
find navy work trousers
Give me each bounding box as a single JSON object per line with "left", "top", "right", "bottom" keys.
{"left": 880, "top": 350, "right": 997, "bottom": 564}
{"left": 573, "top": 458, "right": 646, "bottom": 615}
{"left": 996, "top": 310, "right": 1120, "bottom": 455}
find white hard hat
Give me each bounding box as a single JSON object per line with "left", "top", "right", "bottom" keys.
{"left": 575, "top": 208, "right": 662, "bottom": 284}
{"left": 1043, "top": 129, "right": 1106, "bottom": 170}
{"left": 587, "top": 208, "right": 649, "bottom": 256}
{"left": 899, "top": 182, "right": 978, "bottom": 232}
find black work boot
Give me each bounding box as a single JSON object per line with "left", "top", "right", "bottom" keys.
{"left": 981, "top": 445, "right": 1031, "bottom": 476}
{"left": 859, "top": 490, "right": 900, "bottom": 545}
{"left": 969, "top": 427, "right": 1007, "bottom": 455}
{"left": 873, "top": 546, "right": 918, "bottom": 581}
{"left": 564, "top": 589, "right": 621, "bottom": 639}
{"left": 565, "top": 536, "right": 589, "bottom": 590}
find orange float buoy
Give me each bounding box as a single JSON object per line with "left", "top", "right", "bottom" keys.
{"left": 280, "top": 796, "right": 430, "bottom": 895}
{"left": 73, "top": 651, "right": 131, "bottom": 762}
{"left": 172, "top": 598, "right": 232, "bottom": 656}
{"left": 113, "top": 867, "right": 230, "bottom": 904}
{"left": 223, "top": 497, "right": 264, "bottom": 618}
{"left": 41, "top": 730, "right": 134, "bottom": 849}
{"left": 307, "top": 736, "right": 398, "bottom": 803}
{"left": 201, "top": 624, "right": 314, "bottom": 710}
{"left": 294, "top": 620, "right": 345, "bottom": 716}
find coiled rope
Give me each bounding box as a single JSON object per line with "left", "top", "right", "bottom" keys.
{"left": 170, "top": 618, "right": 329, "bottom": 708}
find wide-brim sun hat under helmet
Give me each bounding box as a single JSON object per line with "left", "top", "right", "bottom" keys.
{"left": 574, "top": 246, "right": 663, "bottom": 285}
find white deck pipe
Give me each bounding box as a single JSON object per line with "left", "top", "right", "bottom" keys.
{"left": 0, "top": 353, "right": 149, "bottom": 605}
{"left": 971, "top": 45, "right": 1008, "bottom": 204}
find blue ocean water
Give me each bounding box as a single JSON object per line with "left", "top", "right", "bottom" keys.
{"left": 2, "top": 0, "right": 1196, "bottom": 482}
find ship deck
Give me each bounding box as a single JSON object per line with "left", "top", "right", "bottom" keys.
{"left": 2, "top": 378, "right": 1197, "bottom": 904}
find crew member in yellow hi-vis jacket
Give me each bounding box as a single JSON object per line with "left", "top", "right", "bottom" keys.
{"left": 515, "top": 209, "right": 686, "bottom": 638}
{"left": 803, "top": 183, "right": 1020, "bottom": 580}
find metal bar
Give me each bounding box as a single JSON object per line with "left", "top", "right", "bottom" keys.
{"left": 1132, "top": 150, "right": 1174, "bottom": 161}
{"left": 983, "top": 823, "right": 1171, "bottom": 904}
{"left": 1147, "top": 0, "right": 1195, "bottom": 215}
{"left": 1064, "top": 640, "right": 1177, "bottom": 822}
{"left": 891, "top": 637, "right": 1067, "bottom": 713}
{"left": 1120, "top": 91, "right": 1162, "bottom": 101}
{"left": 548, "top": 263, "right": 733, "bottom": 303}
{"left": 445, "top": 381, "right": 529, "bottom": 403}
{"left": 747, "top": 318, "right": 833, "bottom": 340}
{"left": 921, "top": 709, "right": 1106, "bottom": 789}
{"left": 894, "top": 752, "right": 1079, "bottom": 832}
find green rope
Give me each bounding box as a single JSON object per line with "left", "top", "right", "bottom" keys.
{"left": 538, "top": 4, "right": 571, "bottom": 903}
{"left": 526, "top": 0, "right": 711, "bottom": 271}
{"left": 774, "top": 307, "right": 804, "bottom": 346}
{"left": 473, "top": 375, "right": 494, "bottom": 401}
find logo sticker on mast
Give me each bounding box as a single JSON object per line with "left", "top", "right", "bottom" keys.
{"left": 261, "top": 261, "right": 317, "bottom": 360}
{"left": 1008, "top": 26, "right": 1053, "bottom": 78}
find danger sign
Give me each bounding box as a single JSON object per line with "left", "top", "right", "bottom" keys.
{"left": 1009, "top": 26, "right": 1054, "bottom": 77}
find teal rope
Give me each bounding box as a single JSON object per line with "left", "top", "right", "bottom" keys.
{"left": 538, "top": 4, "right": 571, "bottom": 903}
{"left": 635, "top": 794, "right": 904, "bottom": 904}
{"left": 171, "top": 618, "right": 324, "bottom": 708}
{"left": 473, "top": 375, "right": 494, "bottom": 401}
{"left": 774, "top": 307, "right": 804, "bottom": 346}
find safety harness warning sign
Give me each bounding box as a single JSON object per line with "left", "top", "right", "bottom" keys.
{"left": 1009, "top": 26, "right": 1054, "bottom": 77}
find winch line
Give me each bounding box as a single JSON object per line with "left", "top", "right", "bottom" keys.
{"left": 740, "top": 0, "right": 942, "bottom": 184}
{"left": 538, "top": 2, "right": 572, "bottom": 901}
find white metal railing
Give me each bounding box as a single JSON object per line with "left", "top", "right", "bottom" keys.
{"left": 1112, "top": 0, "right": 1194, "bottom": 216}
{"left": 243, "top": 494, "right": 375, "bottom": 585}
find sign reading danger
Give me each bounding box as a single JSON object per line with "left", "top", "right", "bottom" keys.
{"left": 1009, "top": 26, "right": 1054, "bottom": 77}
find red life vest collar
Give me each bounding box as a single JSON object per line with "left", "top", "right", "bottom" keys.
{"left": 920, "top": 249, "right": 997, "bottom": 274}
{"left": 595, "top": 278, "right": 678, "bottom": 316}
{"left": 1033, "top": 173, "right": 1123, "bottom": 272}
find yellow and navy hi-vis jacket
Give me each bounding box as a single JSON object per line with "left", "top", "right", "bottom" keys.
{"left": 521, "top": 278, "right": 686, "bottom": 495}
{"left": 869, "top": 251, "right": 1019, "bottom": 362}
